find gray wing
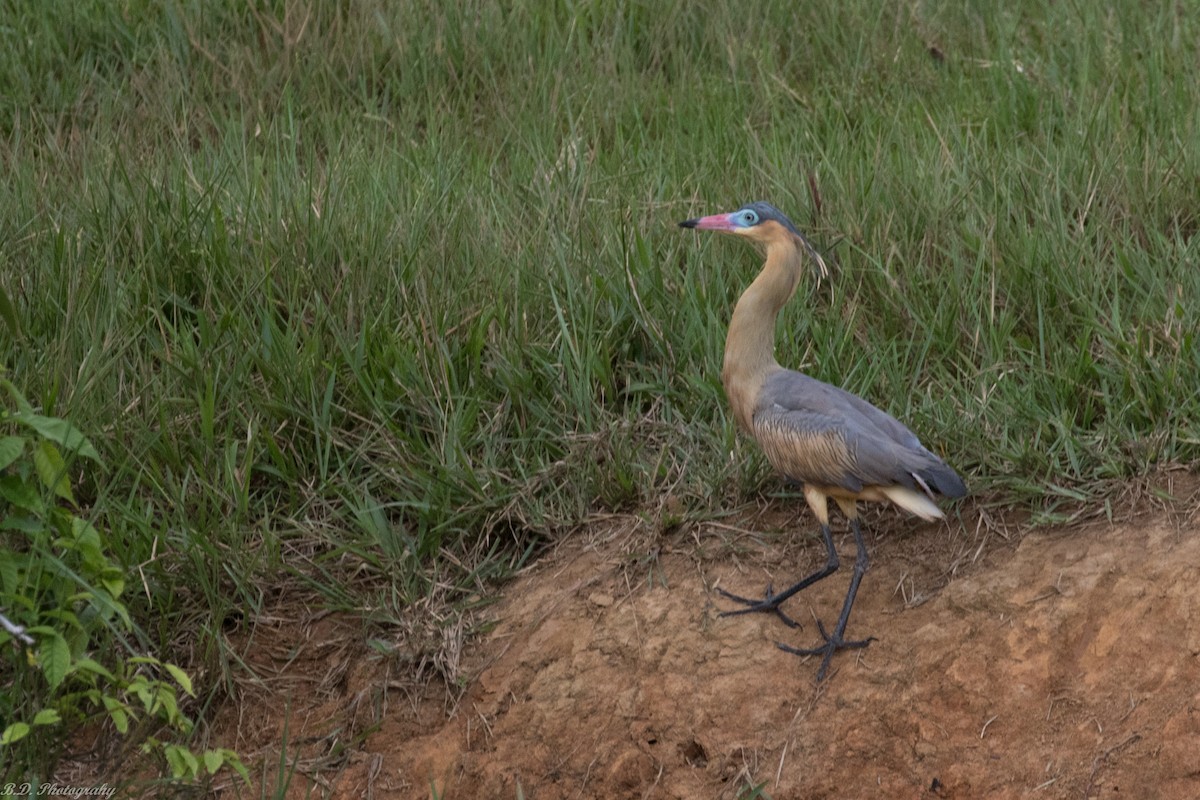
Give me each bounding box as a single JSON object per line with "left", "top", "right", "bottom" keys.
{"left": 752, "top": 370, "right": 966, "bottom": 497}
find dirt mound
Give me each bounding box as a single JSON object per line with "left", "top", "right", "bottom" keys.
{"left": 185, "top": 485, "right": 1200, "bottom": 800}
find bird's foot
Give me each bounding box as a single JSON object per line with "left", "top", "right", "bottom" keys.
{"left": 716, "top": 584, "right": 802, "bottom": 629}
{"left": 776, "top": 620, "right": 877, "bottom": 680}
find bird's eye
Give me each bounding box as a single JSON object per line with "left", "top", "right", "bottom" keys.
{"left": 741, "top": 210, "right": 759, "bottom": 225}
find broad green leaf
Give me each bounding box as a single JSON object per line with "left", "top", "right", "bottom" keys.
{"left": 165, "top": 663, "right": 194, "bottom": 696}
{"left": 226, "top": 751, "right": 251, "bottom": 782}
{"left": 153, "top": 685, "right": 181, "bottom": 722}
{"left": 10, "top": 411, "right": 100, "bottom": 462}
{"left": 203, "top": 750, "right": 224, "bottom": 774}
{"left": 42, "top": 608, "right": 83, "bottom": 633}
{"left": 64, "top": 621, "right": 89, "bottom": 659}
{"left": 129, "top": 677, "right": 155, "bottom": 709}
{"left": 25, "top": 625, "right": 59, "bottom": 636}
{"left": 32, "top": 709, "right": 62, "bottom": 726}
{"left": 70, "top": 517, "right": 104, "bottom": 567}
{"left": 71, "top": 515, "right": 102, "bottom": 546}
{"left": 33, "top": 440, "right": 74, "bottom": 505}
{"left": 0, "top": 435, "right": 25, "bottom": 470}
{"left": 0, "top": 473, "right": 44, "bottom": 514}
{"left": 1, "top": 722, "right": 30, "bottom": 744}
{"left": 1, "top": 513, "right": 45, "bottom": 534}
{"left": 165, "top": 744, "right": 200, "bottom": 779}
{"left": 39, "top": 632, "right": 71, "bottom": 690}
{"left": 73, "top": 657, "right": 117, "bottom": 682}
{"left": 101, "top": 574, "right": 127, "bottom": 599}
{"left": 102, "top": 696, "right": 130, "bottom": 733}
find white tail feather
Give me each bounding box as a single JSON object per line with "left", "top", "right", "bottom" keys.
{"left": 881, "top": 486, "right": 944, "bottom": 521}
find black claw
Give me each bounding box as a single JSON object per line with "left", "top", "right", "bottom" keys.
{"left": 776, "top": 620, "right": 877, "bottom": 680}
{"left": 715, "top": 584, "right": 802, "bottom": 629}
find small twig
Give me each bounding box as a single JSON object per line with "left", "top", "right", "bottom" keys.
{"left": 638, "top": 763, "right": 665, "bottom": 800}
{"left": 774, "top": 740, "right": 788, "bottom": 788}
{"left": 1, "top": 611, "right": 35, "bottom": 646}
{"left": 979, "top": 715, "right": 998, "bottom": 739}
{"left": 1117, "top": 693, "right": 1140, "bottom": 723}
{"left": 1027, "top": 585, "right": 1062, "bottom": 605}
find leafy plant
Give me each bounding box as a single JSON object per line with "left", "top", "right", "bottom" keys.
{"left": 0, "top": 376, "right": 245, "bottom": 785}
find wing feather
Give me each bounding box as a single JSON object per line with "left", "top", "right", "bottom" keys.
{"left": 751, "top": 370, "right": 966, "bottom": 498}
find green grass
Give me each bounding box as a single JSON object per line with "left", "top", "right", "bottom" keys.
{"left": 1, "top": 0, "right": 1198, "bottom": 783}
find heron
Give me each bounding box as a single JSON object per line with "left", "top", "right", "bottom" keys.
{"left": 679, "top": 201, "right": 967, "bottom": 680}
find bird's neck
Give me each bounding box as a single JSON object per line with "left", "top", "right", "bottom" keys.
{"left": 722, "top": 240, "right": 804, "bottom": 431}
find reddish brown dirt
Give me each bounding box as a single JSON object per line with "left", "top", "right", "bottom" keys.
{"left": 197, "top": 484, "right": 1200, "bottom": 799}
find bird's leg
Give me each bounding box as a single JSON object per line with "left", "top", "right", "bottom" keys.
{"left": 776, "top": 517, "right": 876, "bottom": 680}
{"left": 717, "top": 522, "right": 839, "bottom": 629}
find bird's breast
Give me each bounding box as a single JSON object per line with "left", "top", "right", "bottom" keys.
{"left": 753, "top": 416, "right": 857, "bottom": 488}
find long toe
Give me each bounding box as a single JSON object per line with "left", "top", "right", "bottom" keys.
{"left": 716, "top": 584, "right": 802, "bottom": 629}
{"left": 775, "top": 621, "right": 877, "bottom": 680}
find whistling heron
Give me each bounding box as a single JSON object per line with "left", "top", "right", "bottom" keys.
{"left": 680, "top": 201, "right": 967, "bottom": 679}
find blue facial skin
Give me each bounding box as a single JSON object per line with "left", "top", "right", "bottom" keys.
{"left": 732, "top": 207, "right": 761, "bottom": 227}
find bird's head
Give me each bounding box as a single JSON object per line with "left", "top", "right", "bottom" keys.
{"left": 679, "top": 201, "right": 829, "bottom": 279}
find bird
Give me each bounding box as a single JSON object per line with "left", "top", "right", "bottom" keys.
{"left": 679, "top": 201, "right": 967, "bottom": 680}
